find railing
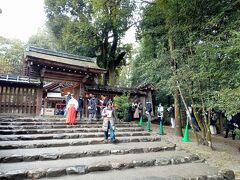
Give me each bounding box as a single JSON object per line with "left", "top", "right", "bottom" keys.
{"left": 0, "top": 74, "right": 41, "bottom": 84}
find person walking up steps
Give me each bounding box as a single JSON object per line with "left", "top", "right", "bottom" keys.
{"left": 167, "top": 104, "right": 175, "bottom": 128}
{"left": 76, "top": 96, "right": 84, "bottom": 121}
{"left": 66, "top": 94, "right": 78, "bottom": 125}
{"left": 157, "top": 103, "right": 164, "bottom": 123}
{"left": 88, "top": 94, "right": 97, "bottom": 123}
{"left": 102, "top": 101, "right": 116, "bottom": 143}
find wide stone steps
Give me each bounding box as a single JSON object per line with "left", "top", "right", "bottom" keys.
{"left": 0, "top": 150, "right": 201, "bottom": 179}
{"left": 0, "top": 122, "right": 140, "bottom": 127}
{"left": 49, "top": 163, "right": 221, "bottom": 180}
{"left": 0, "top": 131, "right": 151, "bottom": 141}
{"left": 0, "top": 117, "right": 127, "bottom": 123}
{"left": 0, "top": 127, "right": 144, "bottom": 135}
{"left": 0, "top": 136, "right": 161, "bottom": 149}
{"left": 0, "top": 141, "right": 176, "bottom": 163}
{"left": 0, "top": 116, "right": 230, "bottom": 180}
{"left": 0, "top": 117, "right": 79, "bottom": 122}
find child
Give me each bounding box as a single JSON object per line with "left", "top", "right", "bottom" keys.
{"left": 102, "top": 102, "right": 116, "bottom": 143}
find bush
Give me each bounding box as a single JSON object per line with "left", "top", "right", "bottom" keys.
{"left": 234, "top": 128, "right": 240, "bottom": 139}
{"left": 114, "top": 94, "right": 129, "bottom": 121}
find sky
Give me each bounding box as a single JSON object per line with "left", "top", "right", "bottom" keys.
{"left": 0, "top": 0, "right": 137, "bottom": 45}
{"left": 0, "top": 0, "right": 46, "bottom": 42}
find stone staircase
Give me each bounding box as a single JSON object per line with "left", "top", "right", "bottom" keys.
{"left": 0, "top": 116, "right": 233, "bottom": 180}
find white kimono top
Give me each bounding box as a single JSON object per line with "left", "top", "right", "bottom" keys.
{"left": 67, "top": 98, "right": 79, "bottom": 111}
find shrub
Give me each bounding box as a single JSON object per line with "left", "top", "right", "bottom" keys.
{"left": 234, "top": 128, "right": 240, "bottom": 139}
{"left": 114, "top": 94, "right": 130, "bottom": 121}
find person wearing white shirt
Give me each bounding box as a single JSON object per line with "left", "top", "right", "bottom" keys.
{"left": 102, "top": 102, "right": 116, "bottom": 143}
{"left": 66, "top": 95, "right": 78, "bottom": 125}
{"left": 157, "top": 103, "right": 164, "bottom": 122}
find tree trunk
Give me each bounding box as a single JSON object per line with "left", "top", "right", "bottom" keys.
{"left": 193, "top": 107, "right": 205, "bottom": 143}
{"left": 219, "top": 112, "right": 224, "bottom": 135}
{"left": 102, "top": 29, "right": 109, "bottom": 86}
{"left": 206, "top": 109, "right": 212, "bottom": 148}
{"left": 174, "top": 90, "right": 182, "bottom": 136}
{"left": 200, "top": 98, "right": 213, "bottom": 148}
{"left": 169, "top": 35, "right": 182, "bottom": 137}
{"left": 177, "top": 81, "right": 198, "bottom": 142}
{"left": 108, "top": 64, "right": 116, "bottom": 86}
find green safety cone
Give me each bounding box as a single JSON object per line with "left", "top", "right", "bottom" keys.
{"left": 182, "top": 123, "right": 191, "bottom": 142}
{"left": 159, "top": 121, "right": 164, "bottom": 135}
{"left": 139, "top": 116, "right": 143, "bottom": 126}
{"left": 146, "top": 114, "right": 151, "bottom": 132}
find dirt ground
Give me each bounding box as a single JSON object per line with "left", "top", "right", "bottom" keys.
{"left": 150, "top": 124, "right": 240, "bottom": 179}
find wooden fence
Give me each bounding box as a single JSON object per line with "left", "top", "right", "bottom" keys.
{"left": 0, "top": 85, "right": 38, "bottom": 114}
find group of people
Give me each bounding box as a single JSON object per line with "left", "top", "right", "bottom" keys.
{"left": 65, "top": 93, "right": 239, "bottom": 143}
{"left": 157, "top": 102, "right": 240, "bottom": 140}
{"left": 65, "top": 93, "right": 116, "bottom": 143}
{"left": 128, "top": 101, "right": 143, "bottom": 122}
{"left": 88, "top": 94, "right": 116, "bottom": 143}
{"left": 224, "top": 112, "right": 240, "bottom": 140}
{"left": 157, "top": 104, "right": 176, "bottom": 128}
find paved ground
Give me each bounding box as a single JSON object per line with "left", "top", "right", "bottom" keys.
{"left": 0, "top": 116, "right": 237, "bottom": 180}
{"left": 150, "top": 123, "right": 240, "bottom": 179}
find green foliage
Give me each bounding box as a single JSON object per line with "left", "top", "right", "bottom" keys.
{"left": 131, "top": 33, "right": 171, "bottom": 105}
{"left": 132, "top": 0, "right": 240, "bottom": 116}
{"left": 28, "top": 28, "right": 59, "bottom": 50}
{"left": 234, "top": 128, "right": 240, "bottom": 139}
{"left": 44, "top": 0, "right": 136, "bottom": 85}
{"left": 114, "top": 94, "right": 129, "bottom": 120}
{"left": 0, "top": 37, "right": 24, "bottom": 74}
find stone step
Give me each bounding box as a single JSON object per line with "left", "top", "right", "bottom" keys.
{"left": 0, "top": 150, "right": 201, "bottom": 179}
{"left": 0, "top": 117, "right": 77, "bottom": 122}
{"left": 48, "top": 163, "right": 221, "bottom": 180}
{"left": 0, "top": 122, "right": 139, "bottom": 127}
{"left": 0, "top": 141, "right": 176, "bottom": 163}
{"left": 0, "top": 136, "right": 161, "bottom": 149}
{"left": 0, "top": 127, "right": 144, "bottom": 135}
{"left": 0, "top": 131, "right": 151, "bottom": 141}
{"left": 0, "top": 118, "right": 127, "bottom": 123}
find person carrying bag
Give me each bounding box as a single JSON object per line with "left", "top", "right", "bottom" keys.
{"left": 102, "top": 101, "right": 116, "bottom": 143}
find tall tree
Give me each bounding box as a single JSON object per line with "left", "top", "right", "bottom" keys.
{"left": 133, "top": 0, "right": 184, "bottom": 136}
{"left": 44, "top": 0, "right": 136, "bottom": 85}
{"left": 28, "top": 28, "right": 59, "bottom": 50}
{"left": 0, "top": 37, "right": 24, "bottom": 75}
{"left": 132, "top": 0, "right": 240, "bottom": 140}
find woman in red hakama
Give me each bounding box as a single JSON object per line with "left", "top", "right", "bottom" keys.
{"left": 66, "top": 96, "right": 78, "bottom": 125}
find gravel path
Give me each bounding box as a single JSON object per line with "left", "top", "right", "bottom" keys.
{"left": 149, "top": 123, "right": 240, "bottom": 178}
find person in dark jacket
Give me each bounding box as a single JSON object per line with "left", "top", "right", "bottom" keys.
{"left": 127, "top": 102, "right": 134, "bottom": 122}
{"left": 88, "top": 94, "right": 97, "bottom": 123}
{"left": 76, "top": 96, "right": 84, "bottom": 120}
{"left": 146, "top": 102, "right": 152, "bottom": 114}
{"left": 224, "top": 113, "right": 240, "bottom": 140}
{"left": 167, "top": 104, "right": 175, "bottom": 128}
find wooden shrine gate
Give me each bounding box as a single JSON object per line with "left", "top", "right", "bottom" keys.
{"left": 0, "top": 75, "right": 41, "bottom": 115}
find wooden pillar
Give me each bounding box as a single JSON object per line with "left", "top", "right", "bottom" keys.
{"left": 32, "top": 88, "right": 37, "bottom": 115}
{"left": 3, "top": 86, "right": 6, "bottom": 113}
{"left": 146, "top": 90, "right": 154, "bottom": 116}
{"left": 0, "top": 86, "right": 2, "bottom": 113}
{"left": 19, "top": 87, "right": 23, "bottom": 113}
{"left": 24, "top": 88, "right": 28, "bottom": 114}
{"left": 79, "top": 81, "right": 85, "bottom": 97}
{"left": 142, "top": 96, "right": 146, "bottom": 116}
{"left": 36, "top": 85, "right": 43, "bottom": 116}
{"left": 81, "top": 80, "right": 87, "bottom": 118}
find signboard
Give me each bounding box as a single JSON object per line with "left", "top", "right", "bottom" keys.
{"left": 44, "top": 108, "right": 55, "bottom": 116}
